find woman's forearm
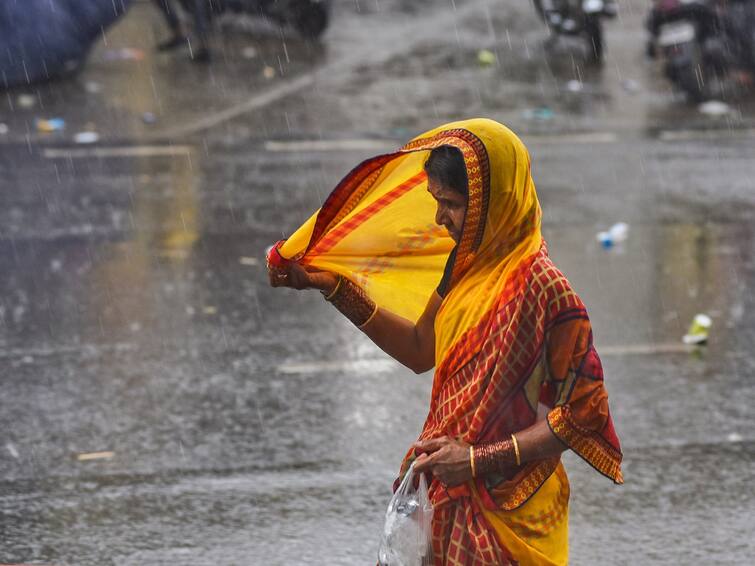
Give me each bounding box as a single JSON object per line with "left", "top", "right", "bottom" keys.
{"left": 359, "top": 307, "right": 434, "bottom": 374}
{"left": 515, "top": 418, "right": 567, "bottom": 463}
{"left": 269, "top": 263, "right": 438, "bottom": 373}
{"left": 472, "top": 419, "right": 566, "bottom": 478}
{"left": 319, "top": 275, "right": 439, "bottom": 373}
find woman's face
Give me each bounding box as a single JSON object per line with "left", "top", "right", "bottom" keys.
{"left": 428, "top": 177, "right": 468, "bottom": 244}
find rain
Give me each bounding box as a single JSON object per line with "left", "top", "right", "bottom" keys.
{"left": 1, "top": 0, "right": 754, "bottom": 564}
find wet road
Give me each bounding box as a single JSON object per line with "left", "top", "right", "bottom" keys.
{"left": 1, "top": 1, "right": 755, "bottom": 564}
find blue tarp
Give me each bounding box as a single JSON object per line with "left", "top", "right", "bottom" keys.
{"left": 0, "top": 0, "right": 132, "bottom": 88}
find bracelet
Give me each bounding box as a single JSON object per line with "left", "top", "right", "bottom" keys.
{"left": 323, "top": 276, "right": 377, "bottom": 328}
{"left": 511, "top": 433, "right": 521, "bottom": 467}
{"left": 322, "top": 275, "right": 343, "bottom": 301}
{"left": 469, "top": 445, "right": 477, "bottom": 478}
{"left": 473, "top": 439, "right": 517, "bottom": 478}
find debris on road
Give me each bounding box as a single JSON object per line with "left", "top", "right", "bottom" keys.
{"left": 35, "top": 118, "right": 66, "bottom": 133}
{"left": 596, "top": 222, "right": 629, "bottom": 249}
{"left": 477, "top": 49, "right": 496, "bottom": 67}
{"left": 203, "top": 306, "right": 218, "bottom": 315}
{"left": 17, "top": 94, "right": 37, "bottom": 108}
{"left": 683, "top": 313, "right": 712, "bottom": 345}
{"left": 103, "top": 48, "right": 145, "bottom": 62}
{"left": 522, "top": 107, "right": 554, "bottom": 121}
{"left": 596, "top": 231, "right": 613, "bottom": 248}
{"left": 74, "top": 131, "right": 100, "bottom": 144}
{"left": 242, "top": 46, "right": 258, "bottom": 59}
{"left": 142, "top": 112, "right": 157, "bottom": 125}
{"left": 85, "top": 81, "right": 103, "bottom": 94}
{"left": 566, "top": 80, "right": 583, "bottom": 93}
{"left": 0, "top": 123, "right": 8, "bottom": 135}
{"left": 698, "top": 100, "right": 731, "bottom": 117}
{"left": 621, "top": 79, "right": 641, "bottom": 93}
{"left": 76, "top": 451, "right": 115, "bottom": 461}
{"left": 239, "top": 256, "right": 259, "bottom": 266}
{"left": 263, "top": 66, "right": 276, "bottom": 79}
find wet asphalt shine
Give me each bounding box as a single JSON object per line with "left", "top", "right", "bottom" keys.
{"left": 1, "top": 1, "right": 754, "bottom": 564}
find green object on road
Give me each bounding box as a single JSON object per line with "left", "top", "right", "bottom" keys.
{"left": 477, "top": 49, "right": 496, "bottom": 67}
{"left": 683, "top": 313, "right": 712, "bottom": 345}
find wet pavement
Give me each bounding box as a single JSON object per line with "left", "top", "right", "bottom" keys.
{"left": 1, "top": 0, "right": 755, "bottom": 564}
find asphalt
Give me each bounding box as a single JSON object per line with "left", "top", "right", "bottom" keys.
{"left": 1, "top": 1, "right": 754, "bottom": 564}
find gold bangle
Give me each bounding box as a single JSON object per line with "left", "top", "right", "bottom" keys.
{"left": 511, "top": 433, "right": 521, "bottom": 467}
{"left": 323, "top": 277, "right": 377, "bottom": 328}
{"left": 357, "top": 303, "right": 379, "bottom": 330}
{"left": 469, "top": 445, "right": 477, "bottom": 478}
{"left": 322, "top": 275, "right": 343, "bottom": 301}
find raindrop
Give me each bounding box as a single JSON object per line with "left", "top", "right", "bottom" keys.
{"left": 6, "top": 443, "right": 19, "bottom": 459}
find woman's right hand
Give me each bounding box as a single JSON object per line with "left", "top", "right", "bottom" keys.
{"left": 268, "top": 262, "right": 338, "bottom": 294}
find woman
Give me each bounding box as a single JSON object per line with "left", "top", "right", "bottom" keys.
{"left": 268, "top": 119, "right": 622, "bottom": 565}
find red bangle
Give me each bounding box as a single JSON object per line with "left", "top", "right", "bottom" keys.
{"left": 266, "top": 239, "right": 290, "bottom": 269}
{"left": 473, "top": 439, "right": 517, "bottom": 477}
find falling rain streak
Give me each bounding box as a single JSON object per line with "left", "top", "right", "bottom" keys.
{"left": 1, "top": 1, "right": 754, "bottom": 565}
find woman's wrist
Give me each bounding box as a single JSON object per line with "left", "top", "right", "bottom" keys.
{"left": 318, "top": 273, "right": 340, "bottom": 296}
{"left": 322, "top": 276, "right": 377, "bottom": 328}
{"left": 472, "top": 437, "right": 519, "bottom": 477}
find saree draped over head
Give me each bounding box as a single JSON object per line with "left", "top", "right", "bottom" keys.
{"left": 275, "top": 118, "right": 623, "bottom": 566}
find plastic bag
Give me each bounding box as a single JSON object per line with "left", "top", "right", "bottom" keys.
{"left": 378, "top": 461, "right": 434, "bottom": 566}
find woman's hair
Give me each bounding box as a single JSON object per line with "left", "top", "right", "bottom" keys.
{"left": 424, "top": 146, "right": 468, "bottom": 196}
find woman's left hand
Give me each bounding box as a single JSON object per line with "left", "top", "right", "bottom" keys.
{"left": 412, "top": 436, "right": 472, "bottom": 487}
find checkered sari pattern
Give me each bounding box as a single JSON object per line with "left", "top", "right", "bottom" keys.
{"left": 399, "top": 248, "right": 622, "bottom": 564}
{"left": 431, "top": 501, "right": 516, "bottom": 566}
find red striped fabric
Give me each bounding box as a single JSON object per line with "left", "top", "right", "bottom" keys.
{"left": 309, "top": 171, "right": 427, "bottom": 256}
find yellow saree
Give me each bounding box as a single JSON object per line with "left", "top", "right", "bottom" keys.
{"left": 272, "top": 118, "right": 622, "bottom": 565}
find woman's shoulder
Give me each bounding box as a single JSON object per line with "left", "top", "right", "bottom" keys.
{"left": 529, "top": 253, "right": 567, "bottom": 286}
{"left": 527, "top": 254, "right": 584, "bottom": 314}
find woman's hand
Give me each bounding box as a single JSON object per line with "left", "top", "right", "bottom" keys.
{"left": 412, "top": 436, "right": 472, "bottom": 487}
{"left": 268, "top": 262, "right": 338, "bottom": 294}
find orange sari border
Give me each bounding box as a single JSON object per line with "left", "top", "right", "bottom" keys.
{"left": 305, "top": 127, "right": 491, "bottom": 268}
{"left": 401, "top": 128, "right": 491, "bottom": 288}
{"left": 547, "top": 405, "right": 624, "bottom": 484}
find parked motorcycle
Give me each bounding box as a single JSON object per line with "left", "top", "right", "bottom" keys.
{"left": 646, "top": 0, "right": 755, "bottom": 101}
{"left": 534, "top": 0, "right": 617, "bottom": 62}
{"left": 179, "top": 0, "right": 331, "bottom": 40}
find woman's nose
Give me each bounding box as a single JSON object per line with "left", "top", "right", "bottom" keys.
{"left": 435, "top": 206, "right": 447, "bottom": 227}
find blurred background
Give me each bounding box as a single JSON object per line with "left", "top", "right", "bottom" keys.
{"left": 1, "top": 0, "right": 754, "bottom": 564}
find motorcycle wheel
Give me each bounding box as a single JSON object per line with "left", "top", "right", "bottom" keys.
{"left": 585, "top": 15, "right": 603, "bottom": 63}
{"left": 291, "top": 1, "right": 330, "bottom": 39}
{"left": 671, "top": 42, "right": 708, "bottom": 102}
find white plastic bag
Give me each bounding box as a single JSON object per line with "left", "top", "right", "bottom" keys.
{"left": 377, "top": 461, "right": 434, "bottom": 566}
